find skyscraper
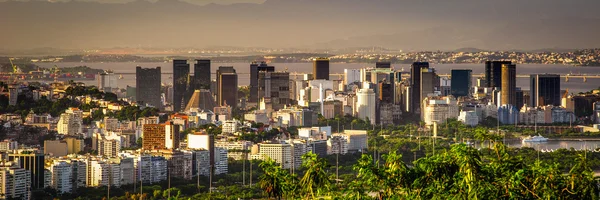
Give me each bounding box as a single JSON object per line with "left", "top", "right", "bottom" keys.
{"left": 410, "top": 62, "right": 429, "bottom": 114}
{"left": 485, "top": 61, "right": 511, "bottom": 88}
{"left": 313, "top": 58, "right": 330, "bottom": 80}
{"left": 217, "top": 66, "right": 238, "bottom": 108}
{"left": 451, "top": 69, "right": 472, "bottom": 97}
{"left": 501, "top": 63, "right": 516, "bottom": 106}
{"left": 173, "top": 60, "right": 190, "bottom": 112}
{"left": 258, "top": 71, "right": 290, "bottom": 110}
{"left": 249, "top": 61, "right": 275, "bottom": 103}
{"left": 530, "top": 74, "right": 561, "bottom": 107}
{"left": 194, "top": 60, "right": 211, "bottom": 90}
{"left": 136, "top": 66, "right": 162, "bottom": 109}
{"left": 357, "top": 88, "right": 376, "bottom": 125}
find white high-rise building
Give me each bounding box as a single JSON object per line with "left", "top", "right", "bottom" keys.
{"left": 344, "top": 69, "right": 361, "bottom": 86}
{"left": 119, "top": 157, "right": 135, "bottom": 186}
{"left": 48, "top": 160, "right": 73, "bottom": 194}
{"left": 0, "top": 162, "right": 31, "bottom": 200}
{"left": 289, "top": 140, "right": 306, "bottom": 170}
{"left": 185, "top": 150, "right": 210, "bottom": 176}
{"left": 98, "top": 138, "right": 121, "bottom": 158}
{"left": 57, "top": 108, "right": 83, "bottom": 135}
{"left": 356, "top": 88, "right": 376, "bottom": 124}
{"left": 87, "top": 160, "right": 121, "bottom": 187}
{"left": 214, "top": 147, "right": 228, "bottom": 175}
{"left": 259, "top": 143, "right": 293, "bottom": 169}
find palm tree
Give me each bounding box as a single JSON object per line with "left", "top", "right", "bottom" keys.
{"left": 299, "top": 152, "right": 331, "bottom": 199}
{"left": 258, "top": 158, "right": 285, "bottom": 199}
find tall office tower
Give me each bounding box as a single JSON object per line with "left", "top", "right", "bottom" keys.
{"left": 8, "top": 150, "right": 45, "bottom": 189}
{"left": 530, "top": 74, "right": 561, "bottom": 107}
{"left": 420, "top": 68, "right": 439, "bottom": 113}
{"left": 409, "top": 62, "right": 429, "bottom": 114}
{"left": 451, "top": 69, "right": 472, "bottom": 97}
{"left": 173, "top": 60, "right": 190, "bottom": 112}
{"left": 142, "top": 122, "right": 180, "bottom": 150}
{"left": 501, "top": 63, "right": 517, "bottom": 106}
{"left": 258, "top": 71, "right": 290, "bottom": 110}
{"left": 375, "top": 61, "right": 391, "bottom": 69}
{"left": 194, "top": 60, "right": 211, "bottom": 90}
{"left": 516, "top": 88, "right": 525, "bottom": 110}
{"left": 216, "top": 66, "right": 238, "bottom": 108}
{"left": 313, "top": 58, "right": 330, "bottom": 80}
{"left": 410, "top": 62, "right": 429, "bottom": 114}
{"left": 485, "top": 61, "right": 512, "bottom": 88}
{"left": 136, "top": 67, "right": 162, "bottom": 109}
{"left": 249, "top": 62, "right": 275, "bottom": 103}
{"left": 377, "top": 81, "right": 393, "bottom": 104}
{"left": 356, "top": 88, "right": 376, "bottom": 125}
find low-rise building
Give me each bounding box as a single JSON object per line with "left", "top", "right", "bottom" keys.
{"left": 458, "top": 111, "right": 479, "bottom": 127}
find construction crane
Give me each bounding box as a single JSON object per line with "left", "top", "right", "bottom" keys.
{"left": 8, "top": 58, "right": 19, "bottom": 83}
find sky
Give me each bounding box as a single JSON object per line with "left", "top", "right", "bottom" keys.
{"left": 0, "top": 0, "right": 599, "bottom": 51}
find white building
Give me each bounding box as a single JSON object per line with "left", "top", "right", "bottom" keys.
{"left": 214, "top": 147, "right": 228, "bottom": 175}
{"left": 327, "top": 135, "right": 349, "bottom": 155}
{"left": 289, "top": 140, "right": 306, "bottom": 170}
{"left": 259, "top": 143, "right": 293, "bottom": 169}
{"left": 222, "top": 120, "right": 240, "bottom": 134}
{"left": 48, "top": 160, "right": 73, "bottom": 194}
{"left": 244, "top": 110, "right": 270, "bottom": 124}
{"left": 187, "top": 133, "right": 211, "bottom": 150}
{"left": 356, "top": 88, "right": 376, "bottom": 125}
{"left": 119, "top": 157, "right": 135, "bottom": 186}
{"left": 98, "top": 138, "right": 121, "bottom": 158}
{"left": 127, "top": 154, "right": 168, "bottom": 184}
{"left": 422, "top": 96, "right": 459, "bottom": 126}
{"left": 87, "top": 160, "right": 121, "bottom": 187}
{"left": 185, "top": 150, "right": 210, "bottom": 177}
{"left": 343, "top": 130, "right": 368, "bottom": 151}
{"left": 0, "top": 162, "right": 31, "bottom": 200}
{"left": 215, "top": 141, "right": 252, "bottom": 160}
{"left": 0, "top": 140, "right": 18, "bottom": 152}
{"left": 458, "top": 111, "right": 479, "bottom": 127}
{"left": 298, "top": 126, "right": 331, "bottom": 140}
{"left": 344, "top": 69, "right": 361, "bottom": 87}
{"left": 57, "top": 108, "right": 83, "bottom": 135}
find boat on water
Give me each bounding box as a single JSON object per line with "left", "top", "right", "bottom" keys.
{"left": 522, "top": 135, "right": 548, "bottom": 143}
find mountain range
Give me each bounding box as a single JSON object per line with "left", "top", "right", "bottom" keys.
{"left": 1, "top": 0, "right": 599, "bottom": 51}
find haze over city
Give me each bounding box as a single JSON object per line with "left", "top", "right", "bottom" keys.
{"left": 2, "top": 0, "right": 600, "bottom": 51}
{"left": 2, "top": 1, "right": 600, "bottom": 200}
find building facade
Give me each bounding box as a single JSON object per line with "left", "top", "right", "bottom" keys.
{"left": 530, "top": 74, "right": 561, "bottom": 107}
{"left": 136, "top": 66, "right": 162, "bottom": 109}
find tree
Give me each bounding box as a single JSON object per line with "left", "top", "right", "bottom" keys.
{"left": 299, "top": 152, "right": 330, "bottom": 199}
{"left": 258, "top": 158, "right": 287, "bottom": 199}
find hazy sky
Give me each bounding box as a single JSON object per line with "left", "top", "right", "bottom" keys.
{"left": 1, "top": 0, "right": 599, "bottom": 51}
{"left": 71, "top": 0, "right": 266, "bottom": 5}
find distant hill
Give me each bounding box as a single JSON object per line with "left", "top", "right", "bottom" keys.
{"left": 453, "top": 48, "right": 488, "bottom": 53}
{"left": 1, "top": 0, "right": 600, "bottom": 51}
